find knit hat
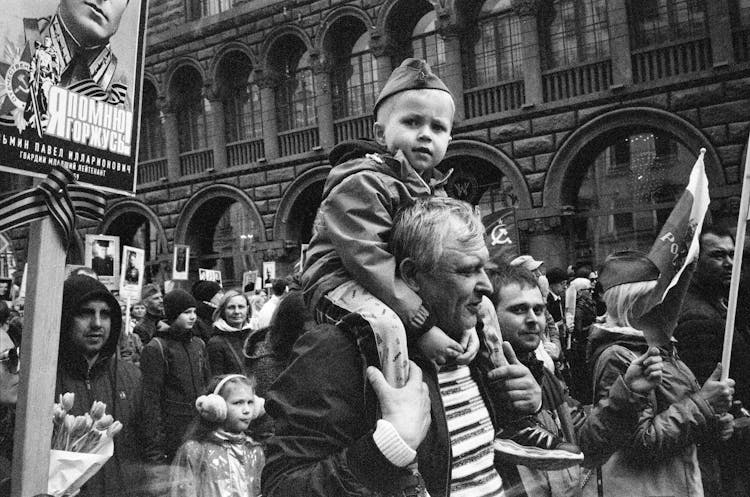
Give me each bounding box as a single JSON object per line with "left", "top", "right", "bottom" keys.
{"left": 510, "top": 255, "right": 544, "bottom": 272}
{"left": 141, "top": 283, "right": 161, "bottom": 300}
{"left": 163, "top": 289, "right": 197, "bottom": 323}
{"left": 373, "top": 58, "right": 452, "bottom": 117}
{"left": 191, "top": 280, "right": 221, "bottom": 303}
{"left": 599, "top": 250, "right": 660, "bottom": 292}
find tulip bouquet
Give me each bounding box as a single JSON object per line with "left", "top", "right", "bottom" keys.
{"left": 48, "top": 393, "right": 121, "bottom": 497}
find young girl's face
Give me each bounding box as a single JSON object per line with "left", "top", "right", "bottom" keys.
{"left": 173, "top": 307, "right": 197, "bottom": 330}
{"left": 222, "top": 382, "right": 256, "bottom": 433}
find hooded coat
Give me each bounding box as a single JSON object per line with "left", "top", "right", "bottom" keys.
{"left": 56, "top": 274, "right": 144, "bottom": 497}
{"left": 300, "top": 140, "right": 449, "bottom": 333}
{"left": 578, "top": 323, "right": 716, "bottom": 497}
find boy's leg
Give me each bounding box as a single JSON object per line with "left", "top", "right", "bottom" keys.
{"left": 317, "top": 281, "right": 410, "bottom": 388}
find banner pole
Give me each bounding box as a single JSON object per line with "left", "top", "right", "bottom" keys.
{"left": 721, "top": 133, "right": 750, "bottom": 381}
{"left": 11, "top": 217, "right": 66, "bottom": 497}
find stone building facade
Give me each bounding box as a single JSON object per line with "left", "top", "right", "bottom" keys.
{"left": 5, "top": 0, "right": 750, "bottom": 288}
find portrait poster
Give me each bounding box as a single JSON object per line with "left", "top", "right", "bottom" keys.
{"left": 84, "top": 234, "right": 119, "bottom": 290}
{"left": 172, "top": 244, "right": 189, "bottom": 280}
{"left": 262, "top": 261, "right": 276, "bottom": 287}
{"left": 198, "top": 268, "right": 222, "bottom": 287}
{"left": 0, "top": 0, "right": 149, "bottom": 194}
{"left": 0, "top": 278, "right": 12, "bottom": 301}
{"left": 119, "top": 245, "right": 144, "bottom": 301}
{"left": 242, "top": 270, "right": 258, "bottom": 292}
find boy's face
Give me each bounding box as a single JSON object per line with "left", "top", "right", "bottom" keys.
{"left": 374, "top": 89, "right": 454, "bottom": 174}
{"left": 173, "top": 307, "right": 197, "bottom": 330}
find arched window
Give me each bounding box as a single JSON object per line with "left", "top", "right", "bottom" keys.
{"left": 219, "top": 52, "right": 262, "bottom": 143}
{"left": 467, "top": 0, "right": 523, "bottom": 88}
{"left": 172, "top": 67, "right": 209, "bottom": 152}
{"left": 573, "top": 131, "right": 694, "bottom": 265}
{"left": 275, "top": 44, "right": 317, "bottom": 131}
{"left": 138, "top": 81, "right": 165, "bottom": 161}
{"left": 540, "top": 0, "right": 610, "bottom": 69}
{"left": 628, "top": 0, "right": 707, "bottom": 48}
{"left": 731, "top": 0, "right": 750, "bottom": 60}
{"left": 411, "top": 11, "right": 447, "bottom": 76}
{"left": 331, "top": 31, "right": 378, "bottom": 119}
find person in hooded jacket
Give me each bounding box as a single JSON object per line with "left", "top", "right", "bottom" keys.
{"left": 578, "top": 251, "right": 735, "bottom": 497}
{"left": 55, "top": 274, "right": 145, "bottom": 497}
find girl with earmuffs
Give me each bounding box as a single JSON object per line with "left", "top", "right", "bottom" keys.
{"left": 169, "top": 374, "right": 266, "bottom": 497}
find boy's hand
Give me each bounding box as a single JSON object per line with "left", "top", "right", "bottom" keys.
{"left": 408, "top": 305, "right": 430, "bottom": 329}
{"left": 417, "top": 326, "right": 463, "bottom": 366}
{"left": 623, "top": 346, "right": 663, "bottom": 394}
{"left": 454, "top": 327, "right": 479, "bottom": 365}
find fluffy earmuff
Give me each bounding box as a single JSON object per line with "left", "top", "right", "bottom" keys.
{"left": 195, "top": 374, "right": 246, "bottom": 422}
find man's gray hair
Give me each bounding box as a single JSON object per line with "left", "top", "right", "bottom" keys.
{"left": 391, "top": 197, "right": 485, "bottom": 272}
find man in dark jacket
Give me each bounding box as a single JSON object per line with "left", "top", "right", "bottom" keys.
{"left": 133, "top": 283, "right": 165, "bottom": 344}
{"left": 56, "top": 274, "right": 145, "bottom": 497}
{"left": 262, "top": 197, "right": 543, "bottom": 496}
{"left": 675, "top": 225, "right": 750, "bottom": 496}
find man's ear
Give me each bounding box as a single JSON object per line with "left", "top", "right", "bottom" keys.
{"left": 399, "top": 258, "right": 421, "bottom": 292}
{"left": 373, "top": 121, "right": 386, "bottom": 147}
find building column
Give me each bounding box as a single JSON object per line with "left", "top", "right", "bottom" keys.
{"left": 255, "top": 69, "right": 280, "bottom": 161}
{"left": 707, "top": 0, "right": 734, "bottom": 68}
{"left": 607, "top": 0, "right": 633, "bottom": 87}
{"left": 159, "top": 97, "right": 181, "bottom": 181}
{"left": 205, "top": 82, "right": 228, "bottom": 171}
{"left": 310, "top": 49, "right": 335, "bottom": 151}
{"left": 369, "top": 28, "right": 395, "bottom": 92}
{"left": 512, "top": 0, "right": 543, "bottom": 107}
{"left": 436, "top": 9, "right": 466, "bottom": 121}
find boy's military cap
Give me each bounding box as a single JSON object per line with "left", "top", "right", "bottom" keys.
{"left": 373, "top": 58, "right": 452, "bottom": 117}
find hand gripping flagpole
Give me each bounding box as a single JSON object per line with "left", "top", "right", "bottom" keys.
{"left": 7, "top": 166, "right": 105, "bottom": 497}
{"left": 721, "top": 133, "right": 750, "bottom": 381}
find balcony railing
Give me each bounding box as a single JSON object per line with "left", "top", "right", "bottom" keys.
{"left": 226, "top": 137, "right": 265, "bottom": 167}
{"left": 179, "top": 148, "right": 214, "bottom": 176}
{"left": 278, "top": 126, "right": 319, "bottom": 156}
{"left": 631, "top": 37, "right": 711, "bottom": 83}
{"left": 334, "top": 115, "right": 374, "bottom": 143}
{"left": 464, "top": 80, "right": 524, "bottom": 119}
{"left": 733, "top": 28, "right": 750, "bottom": 63}
{"left": 542, "top": 59, "right": 612, "bottom": 102}
{"left": 137, "top": 157, "right": 168, "bottom": 184}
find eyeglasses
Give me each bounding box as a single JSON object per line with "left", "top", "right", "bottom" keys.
{"left": 0, "top": 347, "right": 19, "bottom": 374}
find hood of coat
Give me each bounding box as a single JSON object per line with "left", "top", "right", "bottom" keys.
{"left": 59, "top": 274, "right": 122, "bottom": 372}
{"left": 587, "top": 322, "right": 649, "bottom": 368}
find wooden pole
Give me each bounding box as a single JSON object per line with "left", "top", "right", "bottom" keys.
{"left": 11, "top": 217, "right": 67, "bottom": 497}
{"left": 721, "top": 133, "right": 750, "bottom": 381}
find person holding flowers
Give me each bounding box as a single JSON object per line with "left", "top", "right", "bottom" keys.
{"left": 55, "top": 274, "right": 146, "bottom": 497}
{"left": 169, "top": 374, "right": 265, "bottom": 497}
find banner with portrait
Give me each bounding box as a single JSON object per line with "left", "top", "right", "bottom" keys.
{"left": 262, "top": 261, "right": 276, "bottom": 287}
{"left": 0, "top": 0, "right": 149, "bottom": 194}
{"left": 84, "top": 234, "right": 119, "bottom": 290}
{"left": 198, "top": 268, "right": 222, "bottom": 287}
{"left": 119, "top": 245, "right": 144, "bottom": 301}
{"left": 172, "top": 244, "right": 189, "bottom": 281}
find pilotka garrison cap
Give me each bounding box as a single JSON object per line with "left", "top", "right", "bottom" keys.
{"left": 598, "top": 250, "right": 660, "bottom": 292}
{"left": 373, "top": 58, "right": 452, "bottom": 117}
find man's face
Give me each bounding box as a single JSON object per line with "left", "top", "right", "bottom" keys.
{"left": 70, "top": 299, "right": 112, "bottom": 359}
{"left": 549, "top": 281, "right": 564, "bottom": 296}
{"left": 144, "top": 291, "right": 164, "bottom": 314}
{"left": 697, "top": 233, "right": 734, "bottom": 289}
{"left": 59, "top": 0, "right": 129, "bottom": 47}
{"left": 413, "top": 220, "right": 491, "bottom": 339}
{"left": 374, "top": 89, "right": 454, "bottom": 174}
{"left": 0, "top": 283, "right": 8, "bottom": 295}
{"left": 496, "top": 282, "right": 546, "bottom": 355}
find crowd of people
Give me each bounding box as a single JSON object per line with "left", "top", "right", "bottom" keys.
{"left": 0, "top": 57, "right": 749, "bottom": 497}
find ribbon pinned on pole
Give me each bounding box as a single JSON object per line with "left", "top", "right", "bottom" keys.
{"left": 721, "top": 133, "right": 750, "bottom": 381}
{"left": 0, "top": 166, "right": 105, "bottom": 244}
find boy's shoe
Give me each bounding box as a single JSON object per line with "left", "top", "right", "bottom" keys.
{"left": 493, "top": 416, "right": 583, "bottom": 470}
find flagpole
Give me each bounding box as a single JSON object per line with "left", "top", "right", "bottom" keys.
{"left": 721, "top": 132, "right": 750, "bottom": 381}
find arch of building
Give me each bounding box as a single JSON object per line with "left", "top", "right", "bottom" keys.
{"left": 164, "top": 57, "right": 207, "bottom": 98}
{"left": 173, "top": 183, "right": 267, "bottom": 246}
{"left": 375, "top": 0, "right": 434, "bottom": 36}
{"left": 544, "top": 106, "right": 725, "bottom": 209}
{"left": 209, "top": 41, "right": 258, "bottom": 85}
{"left": 315, "top": 5, "right": 373, "bottom": 49}
{"left": 443, "top": 139, "right": 533, "bottom": 210}
{"left": 99, "top": 199, "right": 169, "bottom": 255}
{"left": 260, "top": 25, "right": 313, "bottom": 69}
{"left": 273, "top": 166, "right": 330, "bottom": 242}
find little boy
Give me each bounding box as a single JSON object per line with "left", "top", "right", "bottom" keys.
{"left": 302, "top": 58, "right": 580, "bottom": 470}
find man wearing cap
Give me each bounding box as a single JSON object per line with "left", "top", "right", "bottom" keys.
{"left": 674, "top": 225, "right": 750, "bottom": 495}
{"left": 191, "top": 280, "right": 223, "bottom": 341}
{"left": 134, "top": 283, "right": 166, "bottom": 345}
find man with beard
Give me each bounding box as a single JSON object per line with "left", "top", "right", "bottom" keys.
{"left": 675, "top": 224, "right": 750, "bottom": 496}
